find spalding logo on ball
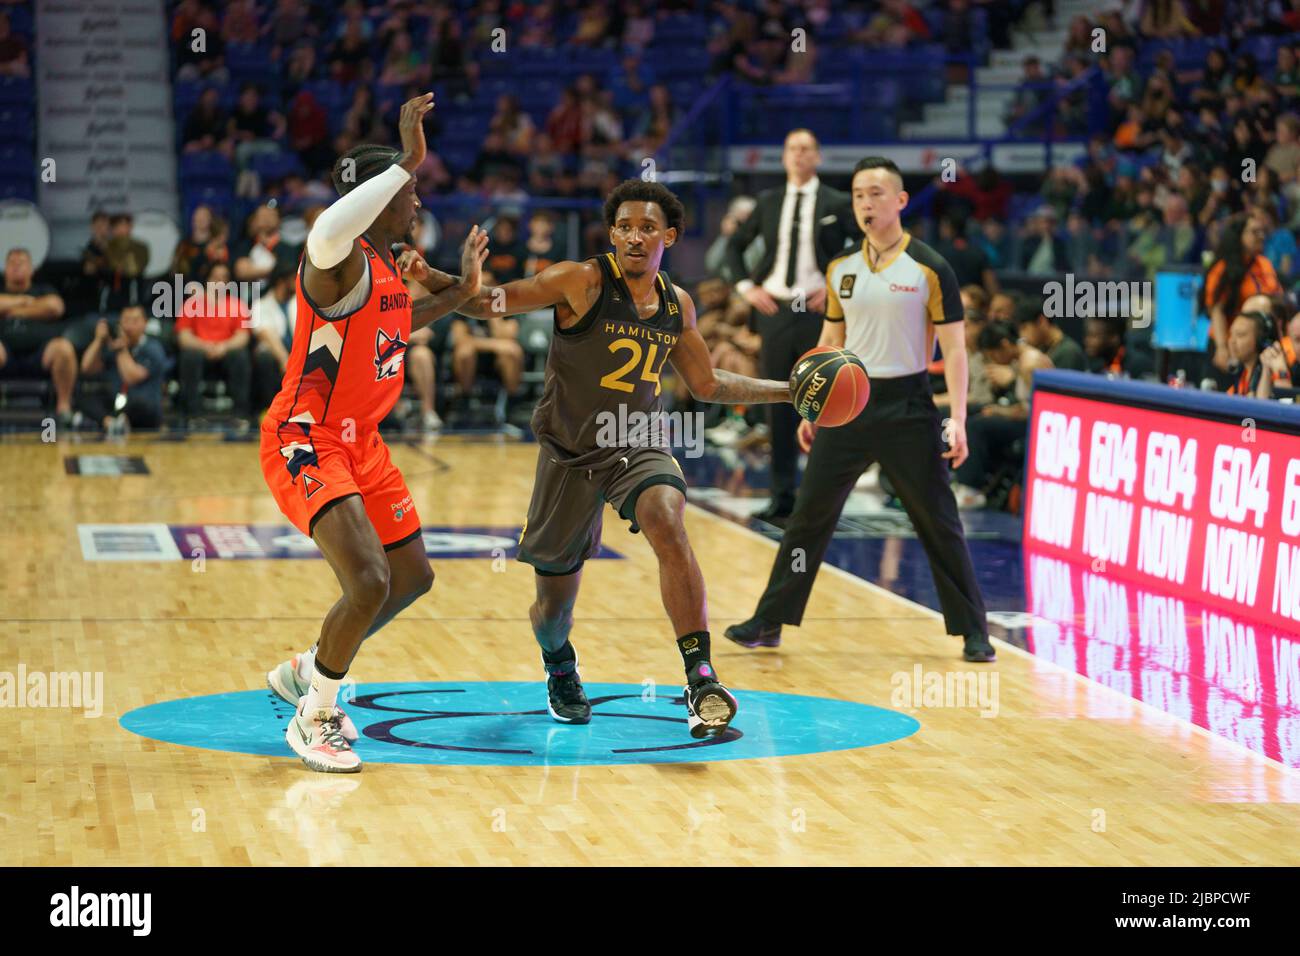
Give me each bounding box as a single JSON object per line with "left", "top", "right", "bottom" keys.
{"left": 789, "top": 346, "right": 870, "bottom": 426}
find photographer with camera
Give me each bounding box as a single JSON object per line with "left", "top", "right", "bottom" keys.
{"left": 79, "top": 304, "right": 167, "bottom": 433}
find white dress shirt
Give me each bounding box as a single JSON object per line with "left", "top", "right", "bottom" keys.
{"left": 739, "top": 176, "right": 825, "bottom": 300}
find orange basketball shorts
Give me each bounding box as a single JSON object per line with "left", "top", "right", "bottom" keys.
{"left": 260, "top": 421, "right": 422, "bottom": 549}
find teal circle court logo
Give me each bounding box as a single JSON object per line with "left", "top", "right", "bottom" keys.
{"left": 120, "top": 682, "right": 920, "bottom": 767}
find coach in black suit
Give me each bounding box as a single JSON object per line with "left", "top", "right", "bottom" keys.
{"left": 725, "top": 129, "right": 861, "bottom": 520}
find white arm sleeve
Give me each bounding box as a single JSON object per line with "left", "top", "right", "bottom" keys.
{"left": 305, "top": 164, "right": 412, "bottom": 270}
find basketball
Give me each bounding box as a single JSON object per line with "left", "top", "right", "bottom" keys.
{"left": 789, "top": 346, "right": 870, "bottom": 427}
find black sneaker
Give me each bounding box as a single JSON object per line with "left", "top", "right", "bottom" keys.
{"left": 962, "top": 633, "right": 997, "bottom": 663}
{"left": 684, "top": 678, "right": 738, "bottom": 738}
{"left": 546, "top": 669, "right": 592, "bottom": 724}
{"left": 725, "top": 616, "right": 782, "bottom": 648}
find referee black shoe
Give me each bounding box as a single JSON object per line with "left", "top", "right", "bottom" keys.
{"left": 725, "top": 616, "right": 782, "bottom": 648}
{"left": 684, "top": 675, "right": 738, "bottom": 738}
{"left": 546, "top": 669, "right": 592, "bottom": 724}
{"left": 962, "top": 633, "right": 997, "bottom": 663}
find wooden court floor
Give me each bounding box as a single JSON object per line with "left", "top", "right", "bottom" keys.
{"left": 2, "top": 435, "right": 1299, "bottom": 866}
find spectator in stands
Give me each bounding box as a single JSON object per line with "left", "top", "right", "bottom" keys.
{"left": 448, "top": 270, "right": 524, "bottom": 405}
{"left": 697, "top": 277, "right": 763, "bottom": 443}
{"left": 232, "top": 204, "right": 288, "bottom": 284}
{"left": 1257, "top": 203, "right": 1298, "bottom": 282}
{"left": 1288, "top": 309, "right": 1300, "bottom": 376}
{"left": 221, "top": 0, "right": 259, "bottom": 45}
{"left": 171, "top": 206, "right": 219, "bottom": 277}
{"left": 1202, "top": 211, "right": 1281, "bottom": 372}
{"left": 1018, "top": 207, "right": 1069, "bottom": 275}
{"left": 0, "top": 248, "right": 74, "bottom": 425}
{"left": 936, "top": 285, "right": 995, "bottom": 415}
{"left": 933, "top": 214, "right": 998, "bottom": 295}
{"left": 1017, "top": 302, "right": 1088, "bottom": 371}
{"left": 610, "top": 51, "right": 654, "bottom": 110}
{"left": 81, "top": 212, "right": 113, "bottom": 290}
{"left": 267, "top": 0, "right": 314, "bottom": 60}
{"left": 230, "top": 83, "right": 285, "bottom": 170}
{"left": 952, "top": 320, "right": 1054, "bottom": 508}
{"left": 172, "top": 0, "right": 226, "bottom": 83}
{"left": 284, "top": 41, "right": 317, "bottom": 95}
{"left": 248, "top": 264, "right": 296, "bottom": 413}
{"left": 176, "top": 261, "right": 252, "bottom": 429}
{"left": 546, "top": 87, "right": 587, "bottom": 155}
{"left": 1104, "top": 42, "right": 1144, "bottom": 116}
{"left": 1140, "top": 0, "right": 1197, "bottom": 38}
{"left": 1006, "top": 56, "right": 1049, "bottom": 135}
{"left": 860, "top": 0, "right": 932, "bottom": 47}
{"left": 1198, "top": 163, "right": 1241, "bottom": 228}
{"left": 1275, "top": 46, "right": 1300, "bottom": 101}
{"left": 286, "top": 89, "right": 331, "bottom": 177}
{"left": 1127, "top": 192, "right": 1199, "bottom": 279}
{"left": 104, "top": 214, "right": 151, "bottom": 310}
{"left": 379, "top": 31, "right": 428, "bottom": 87}
{"left": 974, "top": 217, "right": 1013, "bottom": 269}
{"left": 339, "top": 86, "right": 384, "bottom": 145}
{"left": 485, "top": 216, "right": 527, "bottom": 283}
{"left": 490, "top": 94, "right": 536, "bottom": 157}
{"left": 986, "top": 291, "right": 1018, "bottom": 324}
{"left": 79, "top": 305, "right": 167, "bottom": 433}
{"left": 944, "top": 164, "right": 1014, "bottom": 222}
{"left": 1240, "top": 291, "right": 1299, "bottom": 376}
{"left": 1084, "top": 316, "right": 1154, "bottom": 379}
{"left": 705, "top": 195, "right": 760, "bottom": 282}
{"left": 1063, "top": 209, "right": 1101, "bottom": 274}
{"left": 1226, "top": 310, "right": 1293, "bottom": 398}
{"left": 523, "top": 211, "right": 562, "bottom": 277}
{"left": 329, "top": 18, "right": 372, "bottom": 84}
{"left": 1228, "top": 113, "right": 1265, "bottom": 176}
{"left": 182, "top": 87, "right": 233, "bottom": 158}
{"left": 628, "top": 83, "right": 677, "bottom": 156}
{"left": 429, "top": 14, "right": 468, "bottom": 88}
{"left": 1266, "top": 113, "right": 1300, "bottom": 183}
{"left": 0, "top": 12, "right": 30, "bottom": 77}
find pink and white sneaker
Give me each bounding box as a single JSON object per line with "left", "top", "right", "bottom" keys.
{"left": 286, "top": 697, "right": 362, "bottom": 773}
{"left": 267, "top": 655, "right": 359, "bottom": 742}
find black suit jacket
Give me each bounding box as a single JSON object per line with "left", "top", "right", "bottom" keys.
{"left": 724, "top": 182, "right": 861, "bottom": 289}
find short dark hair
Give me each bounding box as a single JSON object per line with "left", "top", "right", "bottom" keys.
{"left": 91, "top": 210, "right": 109, "bottom": 222}
{"left": 851, "top": 155, "right": 905, "bottom": 190}
{"left": 978, "top": 321, "right": 1017, "bottom": 351}
{"left": 331, "top": 144, "right": 402, "bottom": 196}
{"left": 785, "top": 128, "right": 820, "bottom": 149}
{"left": 1015, "top": 299, "right": 1047, "bottom": 327}
{"left": 1088, "top": 315, "right": 1127, "bottom": 342}
{"left": 6, "top": 246, "right": 30, "bottom": 260}
{"left": 603, "top": 179, "right": 685, "bottom": 235}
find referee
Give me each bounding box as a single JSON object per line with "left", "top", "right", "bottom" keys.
{"left": 725, "top": 156, "right": 994, "bottom": 662}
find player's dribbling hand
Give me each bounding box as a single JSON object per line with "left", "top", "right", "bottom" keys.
{"left": 797, "top": 418, "right": 817, "bottom": 453}
{"left": 458, "top": 225, "right": 490, "bottom": 298}
{"left": 941, "top": 416, "right": 969, "bottom": 468}
{"left": 397, "top": 93, "right": 435, "bottom": 174}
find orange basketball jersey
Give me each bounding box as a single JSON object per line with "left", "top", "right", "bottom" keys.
{"left": 266, "top": 237, "right": 411, "bottom": 434}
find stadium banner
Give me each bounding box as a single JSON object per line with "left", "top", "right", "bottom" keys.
{"left": 729, "top": 141, "right": 1088, "bottom": 175}
{"left": 1024, "top": 370, "right": 1300, "bottom": 634}
{"left": 36, "top": 0, "right": 179, "bottom": 260}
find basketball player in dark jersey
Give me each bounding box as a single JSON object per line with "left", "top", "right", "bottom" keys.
{"left": 399, "top": 180, "right": 795, "bottom": 737}
{"left": 260, "top": 94, "right": 489, "bottom": 772}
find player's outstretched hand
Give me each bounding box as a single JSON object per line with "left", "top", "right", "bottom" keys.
{"left": 396, "top": 247, "right": 432, "bottom": 283}
{"left": 398, "top": 93, "right": 435, "bottom": 174}
{"left": 459, "top": 225, "right": 490, "bottom": 298}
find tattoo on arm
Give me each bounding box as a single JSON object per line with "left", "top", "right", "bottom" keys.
{"left": 708, "top": 369, "right": 791, "bottom": 405}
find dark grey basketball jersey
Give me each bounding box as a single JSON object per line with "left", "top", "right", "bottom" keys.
{"left": 531, "top": 253, "right": 684, "bottom": 469}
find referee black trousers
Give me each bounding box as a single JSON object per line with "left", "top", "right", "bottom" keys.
{"left": 754, "top": 372, "right": 988, "bottom": 637}
{"left": 758, "top": 303, "right": 823, "bottom": 505}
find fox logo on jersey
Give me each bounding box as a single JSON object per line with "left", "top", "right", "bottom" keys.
{"left": 374, "top": 328, "right": 408, "bottom": 381}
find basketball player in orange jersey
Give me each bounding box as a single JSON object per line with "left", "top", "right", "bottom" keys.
{"left": 399, "top": 180, "right": 795, "bottom": 738}
{"left": 260, "top": 93, "right": 490, "bottom": 773}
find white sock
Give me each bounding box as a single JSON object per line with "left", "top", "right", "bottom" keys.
{"left": 297, "top": 645, "right": 317, "bottom": 680}
{"left": 302, "top": 667, "right": 342, "bottom": 717}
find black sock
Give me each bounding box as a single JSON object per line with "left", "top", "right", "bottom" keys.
{"left": 677, "top": 631, "right": 715, "bottom": 683}
{"left": 314, "top": 656, "right": 347, "bottom": 681}
{"left": 541, "top": 641, "right": 576, "bottom": 676}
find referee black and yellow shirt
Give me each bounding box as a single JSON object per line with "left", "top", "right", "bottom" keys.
{"left": 824, "top": 234, "right": 963, "bottom": 378}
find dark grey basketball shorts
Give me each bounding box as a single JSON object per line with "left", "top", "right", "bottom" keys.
{"left": 516, "top": 447, "right": 688, "bottom": 576}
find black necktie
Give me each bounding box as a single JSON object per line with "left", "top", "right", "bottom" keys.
{"left": 785, "top": 190, "right": 804, "bottom": 288}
